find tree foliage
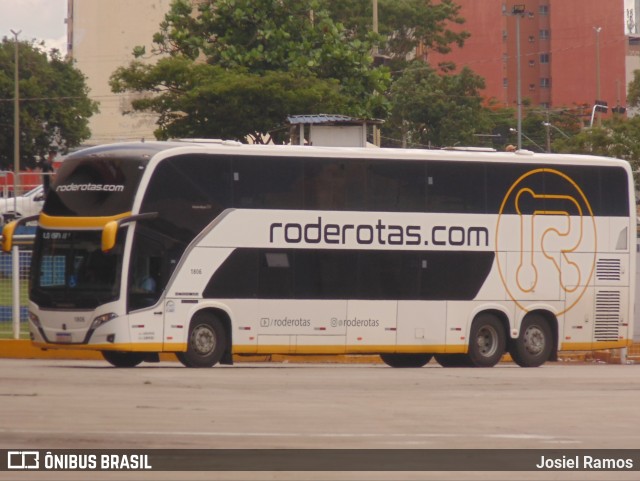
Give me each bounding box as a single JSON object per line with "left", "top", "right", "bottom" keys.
{"left": 111, "top": 59, "right": 348, "bottom": 142}
{"left": 387, "top": 61, "right": 489, "bottom": 148}
{"left": 553, "top": 116, "right": 640, "bottom": 172}
{"left": 324, "top": 0, "right": 469, "bottom": 71}
{"left": 112, "top": 0, "right": 392, "bottom": 141}
{"left": 0, "top": 38, "right": 98, "bottom": 170}
{"left": 627, "top": 70, "right": 640, "bottom": 109}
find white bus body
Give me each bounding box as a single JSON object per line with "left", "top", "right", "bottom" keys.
{"left": 6, "top": 142, "right": 634, "bottom": 368}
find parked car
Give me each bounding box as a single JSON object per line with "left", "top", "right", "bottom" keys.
{"left": 0, "top": 185, "right": 45, "bottom": 226}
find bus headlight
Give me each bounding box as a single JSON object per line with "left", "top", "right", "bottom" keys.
{"left": 90, "top": 313, "right": 118, "bottom": 330}
{"left": 28, "top": 311, "right": 41, "bottom": 328}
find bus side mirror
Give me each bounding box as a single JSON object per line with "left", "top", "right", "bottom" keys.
{"left": 1, "top": 221, "right": 18, "bottom": 252}
{"left": 101, "top": 212, "right": 159, "bottom": 252}
{"left": 102, "top": 220, "right": 119, "bottom": 252}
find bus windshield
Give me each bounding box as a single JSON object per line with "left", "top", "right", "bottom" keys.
{"left": 30, "top": 230, "right": 126, "bottom": 309}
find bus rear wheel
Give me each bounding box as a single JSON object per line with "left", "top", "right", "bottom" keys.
{"left": 177, "top": 312, "right": 227, "bottom": 368}
{"left": 102, "top": 351, "right": 144, "bottom": 368}
{"left": 380, "top": 353, "right": 432, "bottom": 368}
{"left": 467, "top": 314, "right": 506, "bottom": 367}
{"left": 509, "top": 314, "right": 553, "bottom": 367}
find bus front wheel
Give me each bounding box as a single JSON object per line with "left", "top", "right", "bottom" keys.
{"left": 177, "top": 312, "right": 227, "bottom": 368}
{"left": 102, "top": 351, "right": 144, "bottom": 368}
{"left": 509, "top": 314, "right": 553, "bottom": 367}
{"left": 380, "top": 353, "right": 432, "bottom": 368}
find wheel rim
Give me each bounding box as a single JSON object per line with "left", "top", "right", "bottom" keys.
{"left": 476, "top": 325, "right": 499, "bottom": 358}
{"left": 191, "top": 324, "right": 216, "bottom": 356}
{"left": 523, "top": 325, "right": 545, "bottom": 355}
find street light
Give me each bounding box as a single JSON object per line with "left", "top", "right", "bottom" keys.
{"left": 590, "top": 101, "right": 608, "bottom": 128}
{"left": 10, "top": 29, "right": 20, "bottom": 196}
{"left": 542, "top": 122, "right": 570, "bottom": 139}
{"left": 542, "top": 121, "right": 570, "bottom": 152}
{"left": 510, "top": 128, "right": 544, "bottom": 152}
{"left": 506, "top": 5, "right": 526, "bottom": 150}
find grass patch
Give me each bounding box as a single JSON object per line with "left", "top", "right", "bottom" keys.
{"left": 0, "top": 276, "right": 30, "bottom": 339}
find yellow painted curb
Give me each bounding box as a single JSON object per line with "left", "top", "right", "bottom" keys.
{"left": 1, "top": 340, "right": 638, "bottom": 364}
{"left": 0, "top": 340, "right": 382, "bottom": 363}
{"left": 0, "top": 340, "right": 104, "bottom": 360}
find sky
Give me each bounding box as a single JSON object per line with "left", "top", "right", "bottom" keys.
{"left": 0, "top": 0, "right": 636, "bottom": 53}
{"left": 0, "top": 0, "right": 67, "bottom": 52}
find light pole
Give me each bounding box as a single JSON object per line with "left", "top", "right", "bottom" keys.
{"left": 507, "top": 5, "right": 526, "bottom": 150}
{"left": 542, "top": 122, "right": 570, "bottom": 139}
{"left": 10, "top": 29, "right": 20, "bottom": 196}
{"left": 594, "top": 26, "right": 602, "bottom": 126}
{"left": 510, "top": 128, "right": 544, "bottom": 152}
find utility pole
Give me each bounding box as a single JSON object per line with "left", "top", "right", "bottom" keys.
{"left": 544, "top": 111, "right": 551, "bottom": 153}
{"left": 506, "top": 5, "right": 526, "bottom": 150}
{"left": 372, "top": 0, "right": 379, "bottom": 56}
{"left": 10, "top": 29, "right": 21, "bottom": 196}
{"left": 594, "top": 26, "right": 602, "bottom": 126}
{"left": 372, "top": 0, "right": 380, "bottom": 146}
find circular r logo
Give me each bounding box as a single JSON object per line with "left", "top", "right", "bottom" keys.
{"left": 495, "top": 168, "right": 597, "bottom": 315}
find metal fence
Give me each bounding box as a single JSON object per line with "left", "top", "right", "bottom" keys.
{"left": 0, "top": 243, "right": 32, "bottom": 339}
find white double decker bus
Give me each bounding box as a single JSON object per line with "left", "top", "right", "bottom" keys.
{"left": 2, "top": 141, "right": 635, "bottom": 368}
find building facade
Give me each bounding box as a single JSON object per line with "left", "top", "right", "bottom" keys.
{"left": 429, "top": 0, "right": 627, "bottom": 116}
{"left": 67, "top": 0, "right": 173, "bottom": 144}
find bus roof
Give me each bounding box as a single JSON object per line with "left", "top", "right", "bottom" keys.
{"left": 66, "top": 140, "right": 630, "bottom": 170}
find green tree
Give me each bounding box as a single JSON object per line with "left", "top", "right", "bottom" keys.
{"left": 553, "top": 116, "right": 640, "bottom": 173}
{"left": 112, "top": 0, "right": 391, "bottom": 141}
{"left": 386, "top": 61, "right": 489, "bottom": 148}
{"left": 627, "top": 70, "right": 640, "bottom": 109}
{"left": 111, "top": 59, "right": 348, "bottom": 142}
{"left": 323, "top": 0, "right": 469, "bottom": 72}
{"left": 0, "top": 38, "right": 98, "bottom": 170}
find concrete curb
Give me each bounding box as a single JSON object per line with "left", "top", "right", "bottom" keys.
{"left": 1, "top": 340, "right": 638, "bottom": 364}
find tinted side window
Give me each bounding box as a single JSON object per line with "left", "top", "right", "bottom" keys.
{"left": 343, "top": 160, "right": 368, "bottom": 210}
{"left": 259, "top": 252, "right": 293, "bottom": 298}
{"left": 141, "top": 154, "right": 232, "bottom": 243}
{"left": 202, "top": 249, "right": 258, "bottom": 299}
{"left": 485, "top": 163, "right": 542, "bottom": 214}
{"left": 599, "top": 167, "right": 629, "bottom": 216}
{"left": 368, "top": 162, "right": 426, "bottom": 212}
{"left": 204, "top": 249, "right": 494, "bottom": 301}
{"left": 294, "top": 250, "right": 357, "bottom": 298}
{"left": 357, "top": 251, "right": 420, "bottom": 299}
{"left": 427, "top": 162, "right": 486, "bottom": 213}
{"left": 304, "top": 159, "right": 346, "bottom": 210}
{"left": 233, "top": 157, "right": 303, "bottom": 209}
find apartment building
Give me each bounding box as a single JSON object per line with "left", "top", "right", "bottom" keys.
{"left": 428, "top": 0, "right": 627, "bottom": 114}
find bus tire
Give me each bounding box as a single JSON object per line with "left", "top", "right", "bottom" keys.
{"left": 467, "top": 314, "right": 506, "bottom": 367}
{"left": 380, "top": 353, "right": 432, "bottom": 368}
{"left": 101, "top": 351, "right": 144, "bottom": 368}
{"left": 510, "top": 314, "right": 553, "bottom": 367}
{"left": 434, "top": 354, "right": 473, "bottom": 367}
{"left": 177, "top": 312, "right": 227, "bottom": 368}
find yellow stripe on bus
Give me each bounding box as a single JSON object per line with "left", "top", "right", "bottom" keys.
{"left": 561, "top": 340, "right": 631, "bottom": 351}
{"left": 39, "top": 212, "right": 132, "bottom": 229}
{"left": 233, "top": 344, "right": 467, "bottom": 355}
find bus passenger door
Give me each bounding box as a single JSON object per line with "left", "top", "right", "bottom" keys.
{"left": 127, "top": 228, "right": 169, "bottom": 348}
